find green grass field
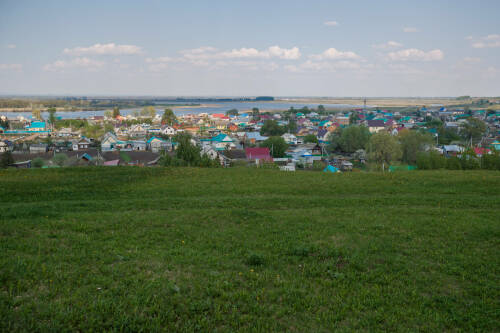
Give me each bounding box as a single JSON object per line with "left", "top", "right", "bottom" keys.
{"left": 1, "top": 168, "right": 499, "bottom": 331}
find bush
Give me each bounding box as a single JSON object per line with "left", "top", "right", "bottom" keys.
{"left": 312, "top": 160, "right": 325, "bottom": 170}
{"left": 53, "top": 153, "right": 68, "bottom": 167}
{"left": 246, "top": 254, "right": 265, "bottom": 266}
{"left": 32, "top": 157, "right": 45, "bottom": 168}
{"left": 416, "top": 152, "right": 431, "bottom": 170}
{"left": 0, "top": 151, "right": 14, "bottom": 168}
{"left": 459, "top": 150, "right": 480, "bottom": 170}
{"left": 446, "top": 156, "right": 462, "bottom": 170}
{"left": 429, "top": 151, "right": 447, "bottom": 169}
{"left": 159, "top": 154, "right": 187, "bottom": 167}
{"left": 481, "top": 152, "right": 500, "bottom": 170}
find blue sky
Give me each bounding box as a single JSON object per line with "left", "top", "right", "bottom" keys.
{"left": 1, "top": 0, "right": 499, "bottom": 96}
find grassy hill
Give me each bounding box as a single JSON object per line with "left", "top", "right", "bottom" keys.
{"left": 1, "top": 168, "right": 499, "bottom": 331}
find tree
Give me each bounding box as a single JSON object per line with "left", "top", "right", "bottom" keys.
{"left": 162, "top": 108, "right": 177, "bottom": 125}
{"left": 141, "top": 106, "right": 156, "bottom": 118}
{"left": 0, "top": 151, "right": 14, "bottom": 168}
{"left": 48, "top": 107, "right": 57, "bottom": 126}
{"left": 285, "top": 118, "right": 297, "bottom": 133}
{"left": 112, "top": 107, "right": 121, "bottom": 118}
{"left": 398, "top": 129, "right": 433, "bottom": 164}
{"left": 317, "top": 105, "right": 326, "bottom": 114}
{"left": 461, "top": 117, "right": 486, "bottom": 144}
{"left": 226, "top": 109, "right": 239, "bottom": 116}
{"left": 174, "top": 132, "right": 200, "bottom": 166}
{"left": 260, "top": 120, "right": 285, "bottom": 136}
{"left": 252, "top": 108, "right": 260, "bottom": 120}
{"left": 32, "top": 109, "right": 42, "bottom": 121}
{"left": 104, "top": 110, "right": 113, "bottom": 118}
{"left": 349, "top": 111, "right": 360, "bottom": 125}
{"left": 338, "top": 125, "right": 371, "bottom": 153}
{"left": 53, "top": 153, "right": 68, "bottom": 167}
{"left": 260, "top": 136, "right": 289, "bottom": 158}
{"left": 326, "top": 128, "right": 343, "bottom": 152}
{"left": 367, "top": 131, "right": 401, "bottom": 168}
{"left": 437, "top": 126, "right": 461, "bottom": 145}
{"left": 0, "top": 117, "right": 9, "bottom": 129}
{"left": 304, "top": 134, "right": 319, "bottom": 144}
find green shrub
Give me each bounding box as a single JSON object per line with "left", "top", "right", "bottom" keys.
{"left": 416, "top": 152, "right": 431, "bottom": 170}
{"left": 459, "top": 150, "right": 480, "bottom": 170}
{"left": 246, "top": 253, "right": 265, "bottom": 266}
{"left": 312, "top": 160, "right": 325, "bottom": 171}
{"left": 446, "top": 156, "right": 462, "bottom": 170}
{"left": 429, "top": 151, "right": 446, "bottom": 169}
{"left": 481, "top": 152, "right": 500, "bottom": 170}
{"left": 32, "top": 157, "right": 45, "bottom": 168}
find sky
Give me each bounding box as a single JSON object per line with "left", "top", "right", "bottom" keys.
{"left": 0, "top": 0, "right": 499, "bottom": 97}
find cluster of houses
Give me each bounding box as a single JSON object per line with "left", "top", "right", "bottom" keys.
{"left": 1, "top": 106, "right": 499, "bottom": 170}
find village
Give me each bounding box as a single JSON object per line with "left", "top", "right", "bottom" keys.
{"left": 1, "top": 105, "right": 499, "bottom": 171}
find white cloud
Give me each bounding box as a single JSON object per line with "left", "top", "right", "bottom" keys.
{"left": 324, "top": 21, "right": 339, "bottom": 27}
{"left": 63, "top": 43, "right": 142, "bottom": 56}
{"left": 267, "top": 46, "right": 301, "bottom": 60}
{"left": 0, "top": 63, "right": 22, "bottom": 70}
{"left": 463, "top": 57, "right": 481, "bottom": 63}
{"left": 387, "top": 48, "right": 444, "bottom": 61}
{"left": 43, "top": 57, "right": 105, "bottom": 71}
{"left": 180, "top": 45, "right": 301, "bottom": 61}
{"left": 471, "top": 34, "right": 500, "bottom": 48}
{"left": 372, "top": 41, "right": 403, "bottom": 49}
{"left": 403, "top": 27, "right": 419, "bottom": 33}
{"left": 148, "top": 63, "right": 169, "bottom": 72}
{"left": 145, "top": 56, "right": 172, "bottom": 63}
{"left": 387, "top": 64, "right": 423, "bottom": 75}
{"left": 6, "top": 44, "right": 16, "bottom": 49}
{"left": 310, "top": 48, "right": 360, "bottom": 60}
{"left": 285, "top": 59, "right": 363, "bottom": 73}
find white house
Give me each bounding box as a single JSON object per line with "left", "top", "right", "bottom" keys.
{"left": 282, "top": 133, "right": 298, "bottom": 145}
{"left": 161, "top": 125, "right": 176, "bottom": 136}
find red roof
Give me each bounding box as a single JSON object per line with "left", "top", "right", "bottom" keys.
{"left": 211, "top": 113, "right": 226, "bottom": 118}
{"left": 474, "top": 147, "right": 490, "bottom": 155}
{"left": 245, "top": 147, "right": 272, "bottom": 161}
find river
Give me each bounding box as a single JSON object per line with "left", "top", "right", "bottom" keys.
{"left": 0, "top": 101, "right": 366, "bottom": 120}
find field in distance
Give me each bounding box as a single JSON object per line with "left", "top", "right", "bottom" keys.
{"left": 279, "top": 97, "right": 500, "bottom": 108}
{"left": 1, "top": 168, "right": 499, "bottom": 331}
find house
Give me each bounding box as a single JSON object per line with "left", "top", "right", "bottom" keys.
{"left": 208, "top": 133, "right": 235, "bottom": 151}
{"left": 30, "top": 143, "right": 48, "bottom": 153}
{"left": 160, "top": 125, "right": 176, "bottom": 136}
{"left": 129, "top": 124, "right": 147, "bottom": 137}
{"left": 443, "top": 145, "right": 464, "bottom": 156}
{"left": 0, "top": 141, "right": 8, "bottom": 153}
{"left": 103, "top": 159, "right": 120, "bottom": 166}
{"left": 73, "top": 137, "right": 91, "bottom": 151}
{"left": 491, "top": 140, "right": 500, "bottom": 151}
{"left": 147, "top": 136, "right": 170, "bottom": 153}
{"left": 366, "top": 120, "right": 386, "bottom": 133}
{"left": 245, "top": 147, "right": 272, "bottom": 163}
{"left": 57, "top": 127, "right": 77, "bottom": 137}
{"left": 317, "top": 129, "right": 330, "bottom": 143}
{"left": 131, "top": 141, "right": 147, "bottom": 151}
{"left": 26, "top": 121, "right": 47, "bottom": 132}
{"left": 336, "top": 116, "right": 350, "bottom": 126}
{"left": 245, "top": 132, "right": 268, "bottom": 144}
{"left": 101, "top": 132, "right": 119, "bottom": 151}
{"left": 282, "top": 133, "right": 298, "bottom": 145}
{"left": 201, "top": 146, "right": 219, "bottom": 160}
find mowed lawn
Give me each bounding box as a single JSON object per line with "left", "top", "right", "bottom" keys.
{"left": 0, "top": 168, "right": 499, "bottom": 331}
